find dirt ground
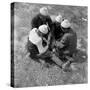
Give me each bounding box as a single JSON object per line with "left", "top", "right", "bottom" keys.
{"left": 12, "top": 2, "right": 88, "bottom": 87}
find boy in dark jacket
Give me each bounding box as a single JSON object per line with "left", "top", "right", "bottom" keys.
{"left": 52, "top": 14, "right": 64, "bottom": 40}
{"left": 31, "top": 7, "right": 52, "bottom": 29}
{"left": 55, "top": 19, "right": 77, "bottom": 70}
{"left": 50, "top": 14, "right": 64, "bottom": 51}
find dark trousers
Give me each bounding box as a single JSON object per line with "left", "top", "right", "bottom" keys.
{"left": 54, "top": 47, "right": 74, "bottom": 63}
{"left": 26, "top": 39, "right": 53, "bottom": 63}
{"left": 26, "top": 39, "right": 39, "bottom": 59}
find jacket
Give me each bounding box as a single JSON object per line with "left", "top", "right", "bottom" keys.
{"left": 52, "top": 22, "right": 64, "bottom": 40}
{"left": 58, "top": 28, "right": 77, "bottom": 55}
{"left": 31, "top": 13, "right": 52, "bottom": 29}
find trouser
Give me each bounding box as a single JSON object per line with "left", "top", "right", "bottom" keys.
{"left": 54, "top": 47, "right": 74, "bottom": 63}
{"left": 37, "top": 50, "right": 55, "bottom": 64}
{"left": 39, "top": 50, "right": 64, "bottom": 68}
{"left": 26, "top": 39, "right": 65, "bottom": 67}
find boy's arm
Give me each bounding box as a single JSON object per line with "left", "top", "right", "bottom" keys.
{"left": 57, "top": 34, "right": 70, "bottom": 48}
